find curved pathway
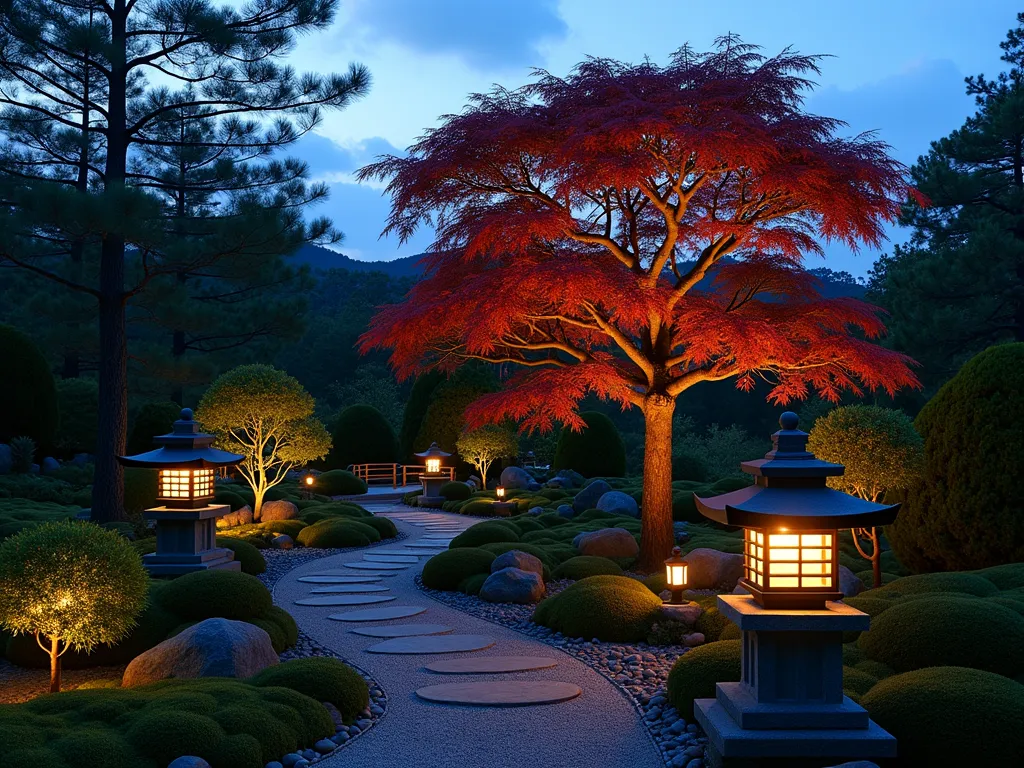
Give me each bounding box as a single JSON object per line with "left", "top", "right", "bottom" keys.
{"left": 275, "top": 503, "right": 664, "bottom": 768}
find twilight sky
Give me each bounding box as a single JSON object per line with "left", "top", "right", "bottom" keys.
{"left": 279, "top": 0, "right": 1018, "bottom": 276}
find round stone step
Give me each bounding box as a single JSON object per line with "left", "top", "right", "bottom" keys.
{"left": 309, "top": 584, "right": 391, "bottom": 594}
{"left": 365, "top": 634, "right": 495, "bottom": 654}
{"left": 349, "top": 624, "right": 453, "bottom": 638}
{"left": 295, "top": 595, "right": 396, "bottom": 607}
{"left": 328, "top": 606, "right": 428, "bottom": 622}
{"left": 424, "top": 656, "right": 559, "bottom": 674}
{"left": 298, "top": 576, "right": 383, "bottom": 584}
{"left": 306, "top": 570, "right": 397, "bottom": 577}
{"left": 415, "top": 681, "right": 582, "bottom": 706}
{"left": 343, "top": 562, "right": 410, "bottom": 571}
{"left": 362, "top": 554, "right": 419, "bottom": 563}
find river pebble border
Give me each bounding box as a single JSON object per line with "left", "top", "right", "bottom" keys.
{"left": 416, "top": 576, "right": 708, "bottom": 768}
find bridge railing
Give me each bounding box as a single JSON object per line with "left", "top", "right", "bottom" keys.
{"left": 348, "top": 463, "right": 455, "bottom": 489}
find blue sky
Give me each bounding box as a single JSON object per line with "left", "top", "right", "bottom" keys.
{"left": 284, "top": 0, "right": 1018, "bottom": 276}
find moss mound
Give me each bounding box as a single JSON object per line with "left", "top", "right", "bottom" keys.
{"left": 457, "top": 573, "right": 488, "bottom": 596}
{"left": 862, "top": 667, "right": 1024, "bottom": 766}
{"left": 552, "top": 555, "right": 623, "bottom": 581}
{"left": 533, "top": 575, "right": 663, "bottom": 642}
{"left": 667, "top": 640, "right": 742, "bottom": 719}
{"left": 858, "top": 594, "right": 1024, "bottom": 677}
{"left": 864, "top": 571, "right": 998, "bottom": 600}
{"left": 552, "top": 411, "right": 626, "bottom": 477}
{"left": 450, "top": 521, "right": 520, "bottom": 548}
{"left": 358, "top": 516, "right": 398, "bottom": 539}
{"left": 295, "top": 519, "right": 378, "bottom": 548}
{"left": 440, "top": 481, "right": 472, "bottom": 501}
{"left": 215, "top": 537, "right": 266, "bottom": 575}
{"left": 249, "top": 657, "right": 369, "bottom": 720}
{"left": 314, "top": 469, "right": 368, "bottom": 496}
{"left": 156, "top": 570, "right": 272, "bottom": 621}
{"left": 422, "top": 548, "right": 496, "bottom": 591}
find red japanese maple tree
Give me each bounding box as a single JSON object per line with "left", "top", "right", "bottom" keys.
{"left": 360, "top": 39, "right": 919, "bottom": 570}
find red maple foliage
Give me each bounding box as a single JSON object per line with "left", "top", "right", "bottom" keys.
{"left": 360, "top": 38, "right": 920, "bottom": 569}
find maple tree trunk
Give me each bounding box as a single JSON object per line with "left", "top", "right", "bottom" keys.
{"left": 639, "top": 395, "right": 675, "bottom": 572}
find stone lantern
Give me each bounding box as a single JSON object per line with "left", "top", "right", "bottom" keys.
{"left": 664, "top": 546, "right": 689, "bottom": 604}
{"left": 691, "top": 411, "right": 899, "bottom": 765}
{"left": 414, "top": 441, "right": 451, "bottom": 507}
{"left": 118, "top": 408, "right": 243, "bottom": 576}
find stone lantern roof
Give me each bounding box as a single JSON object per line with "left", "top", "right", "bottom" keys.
{"left": 414, "top": 442, "right": 452, "bottom": 460}
{"left": 117, "top": 408, "right": 243, "bottom": 469}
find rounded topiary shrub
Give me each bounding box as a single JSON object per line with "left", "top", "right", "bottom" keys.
{"left": 359, "top": 515, "right": 398, "bottom": 539}
{"left": 857, "top": 594, "right": 1024, "bottom": 677}
{"left": 450, "top": 521, "right": 519, "bottom": 548}
{"left": 214, "top": 537, "right": 266, "bottom": 575}
{"left": 421, "top": 548, "right": 496, "bottom": 591}
{"left": 214, "top": 488, "right": 248, "bottom": 511}
{"left": 863, "top": 571, "right": 998, "bottom": 600}
{"left": 458, "top": 573, "right": 488, "bottom": 595}
{"left": 889, "top": 343, "right": 1024, "bottom": 572}
{"left": 156, "top": 570, "right": 272, "bottom": 621}
{"left": 126, "top": 401, "right": 182, "bottom": 455}
{"left": 552, "top": 411, "right": 626, "bottom": 478}
{"left": 295, "top": 519, "right": 377, "bottom": 548}
{"left": 862, "top": 666, "right": 1024, "bottom": 766}
{"left": 124, "top": 709, "right": 227, "bottom": 766}
{"left": 440, "top": 481, "right": 472, "bottom": 501}
{"left": 532, "top": 575, "right": 663, "bottom": 642}
{"left": 314, "top": 469, "right": 368, "bottom": 496}
{"left": 0, "top": 324, "right": 58, "bottom": 451}
{"left": 325, "top": 404, "right": 398, "bottom": 471}
{"left": 667, "top": 640, "right": 742, "bottom": 719}
{"left": 250, "top": 657, "right": 369, "bottom": 720}
{"left": 552, "top": 555, "right": 623, "bottom": 581}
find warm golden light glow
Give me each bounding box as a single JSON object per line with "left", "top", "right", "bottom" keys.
{"left": 745, "top": 528, "right": 834, "bottom": 590}
{"left": 495, "top": 486, "right": 506, "bottom": 498}
{"left": 666, "top": 562, "right": 688, "bottom": 587}
{"left": 426, "top": 458, "right": 441, "bottom": 474}
{"left": 158, "top": 468, "right": 214, "bottom": 502}
{"left": 305, "top": 475, "right": 314, "bottom": 486}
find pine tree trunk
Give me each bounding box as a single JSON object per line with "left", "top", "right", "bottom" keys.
{"left": 49, "top": 636, "right": 61, "bottom": 693}
{"left": 639, "top": 395, "right": 675, "bottom": 572}
{"left": 871, "top": 527, "right": 882, "bottom": 588}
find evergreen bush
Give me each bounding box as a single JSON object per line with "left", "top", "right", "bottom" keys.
{"left": 552, "top": 411, "right": 626, "bottom": 477}
{"left": 532, "top": 575, "right": 662, "bottom": 642}
{"left": 325, "top": 404, "right": 398, "bottom": 470}
{"left": 314, "top": 469, "right": 368, "bottom": 496}
{"left": 0, "top": 324, "right": 59, "bottom": 451}
{"left": 126, "top": 401, "right": 182, "bottom": 455}
{"left": 421, "top": 548, "right": 496, "bottom": 591}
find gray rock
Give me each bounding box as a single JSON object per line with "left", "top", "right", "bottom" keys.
{"left": 576, "top": 527, "right": 639, "bottom": 559}
{"left": 29, "top": 463, "right": 39, "bottom": 474}
{"left": 527, "top": 506, "right": 543, "bottom": 516}
{"left": 468, "top": 475, "right": 482, "bottom": 487}
{"left": 683, "top": 632, "right": 706, "bottom": 647}
{"left": 168, "top": 758, "right": 212, "bottom": 768}
{"left": 272, "top": 534, "right": 294, "bottom": 550}
{"left": 259, "top": 499, "right": 298, "bottom": 522}
{"left": 491, "top": 549, "right": 544, "bottom": 576}
{"left": 479, "top": 567, "right": 545, "bottom": 604}
{"left": 659, "top": 602, "right": 702, "bottom": 625}
{"left": 572, "top": 479, "right": 612, "bottom": 514}
{"left": 313, "top": 739, "right": 336, "bottom": 753}
{"left": 40, "top": 456, "right": 60, "bottom": 474}
{"left": 281, "top": 754, "right": 304, "bottom": 768}
{"left": 556, "top": 469, "right": 585, "bottom": 489}
{"left": 499, "top": 466, "right": 533, "bottom": 490}
{"left": 70, "top": 452, "right": 92, "bottom": 466}
{"left": 216, "top": 504, "right": 253, "bottom": 528}
{"left": 122, "top": 618, "right": 278, "bottom": 687}
{"left": 0, "top": 444, "right": 11, "bottom": 474}
{"left": 265, "top": 763, "right": 284, "bottom": 768}
{"left": 596, "top": 490, "right": 639, "bottom": 518}
{"left": 557, "top": 504, "right": 574, "bottom": 519}
{"left": 545, "top": 478, "right": 564, "bottom": 489}
{"left": 685, "top": 547, "right": 745, "bottom": 590}
{"left": 839, "top": 565, "right": 865, "bottom": 597}
{"left": 825, "top": 763, "right": 879, "bottom": 768}
{"left": 526, "top": 481, "right": 542, "bottom": 491}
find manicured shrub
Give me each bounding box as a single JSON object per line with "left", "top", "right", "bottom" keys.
{"left": 552, "top": 555, "right": 623, "bottom": 580}
{"left": 326, "top": 404, "right": 398, "bottom": 470}
{"left": 422, "top": 548, "right": 496, "bottom": 591}
{"left": 889, "top": 343, "right": 1024, "bottom": 572}
{"left": 975, "top": 561, "right": 1024, "bottom": 590}
{"left": 0, "top": 324, "right": 58, "bottom": 451}
{"left": 857, "top": 595, "right": 1024, "bottom": 677}
{"left": 122, "top": 466, "right": 157, "bottom": 514}
{"left": 250, "top": 657, "right": 369, "bottom": 720}
{"left": 477, "top": 542, "right": 554, "bottom": 577}
{"left": 215, "top": 537, "right": 266, "bottom": 575}
{"left": 450, "top": 521, "right": 520, "bottom": 548}
{"left": 295, "top": 519, "right": 377, "bottom": 548}
{"left": 53, "top": 378, "right": 99, "bottom": 456}
{"left": 552, "top": 411, "right": 626, "bottom": 477}
{"left": 458, "top": 573, "right": 488, "bottom": 595}
{"left": 862, "top": 667, "right": 1024, "bottom": 766}
{"left": 841, "top": 665, "right": 879, "bottom": 698}
{"left": 208, "top": 706, "right": 293, "bottom": 766}
{"left": 414, "top": 363, "right": 498, "bottom": 467}
{"left": 667, "top": 640, "right": 742, "bottom": 719}
{"left": 214, "top": 488, "right": 248, "bottom": 511}
{"left": 359, "top": 515, "right": 398, "bottom": 539}
{"left": 125, "top": 709, "right": 227, "bottom": 765}
{"left": 257, "top": 519, "right": 307, "bottom": 539}
{"left": 459, "top": 499, "right": 497, "bottom": 516}
{"left": 126, "top": 401, "right": 182, "bottom": 455}
{"left": 156, "top": 569, "right": 272, "bottom": 621}
{"left": 265, "top": 605, "right": 299, "bottom": 648}
{"left": 692, "top": 595, "right": 739, "bottom": 642}
{"left": 863, "top": 571, "right": 998, "bottom": 600}
{"left": 314, "top": 469, "right": 368, "bottom": 496}
{"left": 533, "top": 575, "right": 663, "bottom": 642}
{"left": 399, "top": 371, "right": 444, "bottom": 459}
{"left": 440, "top": 481, "right": 472, "bottom": 501}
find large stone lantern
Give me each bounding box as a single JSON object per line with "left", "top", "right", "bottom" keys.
{"left": 692, "top": 411, "right": 899, "bottom": 765}
{"left": 415, "top": 441, "right": 451, "bottom": 507}
{"left": 118, "top": 408, "right": 243, "bottom": 576}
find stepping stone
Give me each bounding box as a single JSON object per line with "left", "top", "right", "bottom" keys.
{"left": 407, "top": 541, "right": 450, "bottom": 549}
{"left": 365, "top": 634, "right": 495, "bottom": 654}
{"left": 415, "top": 681, "right": 582, "bottom": 707}
{"left": 298, "top": 576, "right": 383, "bottom": 584}
{"left": 307, "top": 569, "right": 397, "bottom": 577}
{"left": 344, "top": 562, "right": 410, "bottom": 571}
{"left": 362, "top": 554, "right": 419, "bottom": 563}
{"left": 425, "top": 656, "right": 560, "bottom": 674}
{"left": 350, "top": 624, "right": 453, "bottom": 638}
{"left": 328, "top": 606, "right": 428, "bottom": 622}
{"left": 295, "top": 595, "right": 396, "bottom": 606}
{"left": 309, "top": 584, "right": 391, "bottom": 594}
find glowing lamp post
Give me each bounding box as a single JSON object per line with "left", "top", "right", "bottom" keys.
{"left": 118, "top": 408, "right": 243, "bottom": 576}
{"left": 302, "top": 471, "right": 315, "bottom": 500}
{"left": 414, "top": 441, "right": 451, "bottom": 508}
{"left": 492, "top": 484, "right": 516, "bottom": 517}
{"left": 664, "top": 546, "right": 689, "bottom": 604}
{"left": 495, "top": 486, "right": 506, "bottom": 499}
{"left": 690, "top": 412, "right": 899, "bottom": 765}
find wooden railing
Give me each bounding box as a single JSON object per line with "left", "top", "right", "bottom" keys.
{"left": 348, "top": 463, "right": 455, "bottom": 489}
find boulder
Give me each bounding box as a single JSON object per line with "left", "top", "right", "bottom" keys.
{"left": 479, "top": 567, "right": 545, "bottom": 604}
{"left": 685, "top": 547, "right": 745, "bottom": 591}
{"left": 40, "top": 456, "right": 60, "bottom": 474}
{"left": 273, "top": 534, "right": 294, "bottom": 550}
{"left": 683, "top": 632, "right": 706, "bottom": 648}
{"left": 465, "top": 478, "right": 478, "bottom": 490}
{"left": 0, "top": 444, "right": 10, "bottom": 474}
{"left": 259, "top": 499, "right": 298, "bottom": 522}
{"left": 216, "top": 505, "right": 253, "bottom": 528}
{"left": 527, "top": 506, "right": 545, "bottom": 516}
{"left": 572, "top": 479, "right": 612, "bottom": 514}
{"left": 839, "top": 565, "right": 865, "bottom": 598}
{"left": 555, "top": 469, "right": 585, "bottom": 489}
{"left": 70, "top": 452, "right": 93, "bottom": 466}
{"left": 596, "top": 490, "right": 639, "bottom": 518}
{"left": 526, "top": 481, "right": 542, "bottom": 492}
{"left": 491, "top": 549, "right": 544, "bottom": 576}
{"left": 468, "top": 475, "right": 483, "bottom": 487}
{"left": 122, "top": 618, "right": 278, "bottom": 687}
{"left": 556, "top": 504, "right": 574, "bottom": 519}
{"left": 545, "top": 478, "right": 564, "bottom": 489}
{"left": 576, "top": 528, "right": 639, "bottom": 559}
{"left": 499, "top": 466, "right": 533, "bottom": 490}
{"left": 659, "top": 602, "right": 702, "bottom": 625}
{"left": 168, "top": 759, "right": 212, "bottom": 768}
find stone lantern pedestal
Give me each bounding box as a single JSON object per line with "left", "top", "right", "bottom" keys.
{"left": 142, "top": 506, "right": 240, "bottom": 576}
{"left": 418, "top": 474, "right": 448, "bottom": 507}
{"left": 694, "top": 595, "right": 895, "bottom": 766}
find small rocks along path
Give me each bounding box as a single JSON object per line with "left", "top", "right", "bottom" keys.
{"left": 274, "top": 504, "right": 664, "bottom": 768}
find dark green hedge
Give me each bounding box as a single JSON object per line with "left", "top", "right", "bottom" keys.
{"left": 0, "top": 324, "right": 58, "bottom": 452}
{"left": 325, "top": 404, "right": 398, "bottom": 471}
{"left": 552, "top": 411, "right": 626, "bottom": 478}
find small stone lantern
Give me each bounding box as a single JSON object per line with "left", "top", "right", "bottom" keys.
{"left": 691, "top": 411, "right": 899, "bottom": 764}
{"left": 664, "top": 546, "right": 689, "bottom": 604}
{"left": 414, "top": 441, "right": 451, "bottom": 507}
{"left": 118, "top": 408, "right": 243, "bottom": 576}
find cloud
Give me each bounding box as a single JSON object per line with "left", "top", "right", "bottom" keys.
{"left": 345, "top": 0, "right": 567, "bottom": 70}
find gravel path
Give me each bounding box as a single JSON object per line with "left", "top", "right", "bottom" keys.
{"left": 274, "top": 504, "right": 664, "bottom": 768}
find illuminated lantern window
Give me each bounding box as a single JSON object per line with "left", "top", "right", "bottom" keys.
{"left": 696, "top": 411, "right": 899, "bottom": 610}
{"left": 664, "top": 546, "right": 689, "bottom": 604}
{"left": 495, "top": 486, "right": 506, "bottom": 499}
{"left": 158, "top": 468, "right": 215, "bottom": 507}
{"left": 415, "top": 441, "right": 451, "bottom": 477}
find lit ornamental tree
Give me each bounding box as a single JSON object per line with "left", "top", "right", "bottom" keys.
{"left": 197, "top": 364, "right": 331, "bottom": 517}
{"left": 456, "top": 425, "right": 519, "bottom": 488}
{"left": 360, "top": 39, "right": 920, "bottom": 569}
{"left": 808, "top": 405, "right": 923, "bottom": 586}
{"left": 0, "top": 521, "right": 149, "bottom": 693}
